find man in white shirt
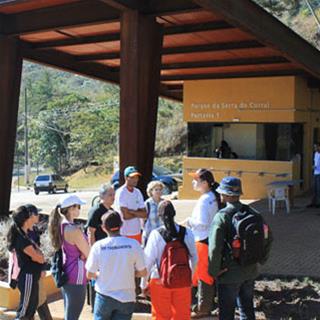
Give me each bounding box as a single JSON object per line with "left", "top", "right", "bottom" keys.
{"left": 114, "top": 166, "right": 147, "bottom": 244}
{"left": 86, "top": 210, "right": 147, "bottom": 320}
{"left": 309, "top": 142, "right": 320, "bottom": 208}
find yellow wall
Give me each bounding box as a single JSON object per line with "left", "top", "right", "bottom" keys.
{"left": 0, "top": 274, "right": 59, "bottom": 309}
{"left": 183, "top": 76, "right": 310, "bottom": 123}
{"left": 179, "top": 157, "right": 299, "bottom": 199}
{"left": 181, "top": 76, "right": 320, "bottom": 199}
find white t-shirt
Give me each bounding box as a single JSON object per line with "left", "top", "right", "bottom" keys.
{"left": 85, "top": 236, "right": 145, "bottom": 303}
{"left": 141, "top": 224, "right": 198, "bottom": 289}
{"left": 314, "top": 151, "right": 320, "bottom": 175}
{"left": 187, "top": 191, "right": 218, "bottom": 241}
{"left": 114, "top": 185, "right": 145, "bottom": 236}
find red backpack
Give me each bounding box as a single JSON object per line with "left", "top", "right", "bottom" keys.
{"left": 158, "top": 226, "right": 192, "bottom": 288}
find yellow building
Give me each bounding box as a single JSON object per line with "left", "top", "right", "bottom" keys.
{"left": 180, "top": 76, "right": 320, "bottom": 199}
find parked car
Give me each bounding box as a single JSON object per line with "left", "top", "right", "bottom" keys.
{"left": 111, "top": 165, "right": 178, "bottom": 195}
{"left": 33, "top": 174, "right": 68, "bottom": 195}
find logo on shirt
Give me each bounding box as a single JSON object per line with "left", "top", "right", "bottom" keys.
{"left": 101, "top": 245, "right": 132, "bottom": 251}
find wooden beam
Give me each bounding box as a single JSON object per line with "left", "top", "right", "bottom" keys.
{"left": 193, "top": 0, "right": 320, "bottom": 80}
{"left": 161, "top": 69, "right": 304, "bottom": 81}
{"left": 119, "top": 11, "right": 163, "bottom": 195}
{"left": 21, "top": 44, "right": 120, "bottom": 83}
{"left": 99, "top": 0, "right": 148, "bottom": 10}
{"left": 31, "top": 20, "right": 233, "bottom": 49}
{"left": 21, "top": 43, "right": 178, "bottom": 101}
{"left": 0, "top": 36, "right": 23, "bottom": 216}
{"left": 142, "top": 0, "right": 200, "bottom": 15}
{"left": 162, "top": 40, "right": 264, "bottom": 54}
{"left": 2, "top": 0, "right": 120, "bottom": 36}
{"left": 162, "top": 56, "right": 288, "bottom": 70}
{"left": 75, "top": 40, "right": 264, "bottom": 62}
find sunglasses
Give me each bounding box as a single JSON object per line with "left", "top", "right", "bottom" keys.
{"left": 72, "top": 204, "right": 81, "bottom": 209}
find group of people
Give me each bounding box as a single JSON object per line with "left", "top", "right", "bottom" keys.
{"left": 7, "top": 165, "right": 273, "bottom": 320}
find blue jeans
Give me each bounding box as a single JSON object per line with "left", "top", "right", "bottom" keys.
{"left": 61, "top": 284, "right": 86, "bottom": 320}
{"left": 313, "top": 174, "right": 320, "bottom": 205}
{"left": 94, "top": 293, "right": 135, "bottom": 320}
{"left": 217, "top": 280, "right": 255, "bottom": 320}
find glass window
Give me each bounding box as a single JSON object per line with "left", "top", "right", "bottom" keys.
{"left": 187, "top": 123, "right": 303, "bottom": 161}
{"left": 36, "top": 175, "right": 50, "bottom": 181}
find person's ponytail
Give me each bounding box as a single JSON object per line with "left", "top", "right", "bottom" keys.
{"left": 7, "top": 223, "right": 20, "bottom": 252}
{"left": 211, "top": 182, "right": 223, "bottom": 210}
{"left": 48, "top": 206, "right": 63, "bottom": 251}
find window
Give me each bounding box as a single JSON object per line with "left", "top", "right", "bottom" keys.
{"left": 36, "top": 175, "right": 50, "bottom": 181}
{"left": 187, "top": 123, "right": 303, "bottom": 161}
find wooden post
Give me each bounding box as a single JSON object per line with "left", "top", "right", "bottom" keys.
{"left": 119, "top": 11, "right": 163, "bottom": 196}
{"left": 0, "top": 37, "right": 23, "bottom": 216}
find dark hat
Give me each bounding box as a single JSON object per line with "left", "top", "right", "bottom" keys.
{"left": 124, "top": 166, "right": 141, "bottom": 178}
{"left": 216, "top": 176, "right": 242, "bottom": 196}
{"left": 101, "top": 210, "right": 122, "bottom": 231}
{"left": 12, "top": 204, "right": 39, "bottom": 227}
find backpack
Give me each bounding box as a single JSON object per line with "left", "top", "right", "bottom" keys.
{"left": 158, "top": 226, "right": 192, "bottom": 289}
{"left": 227, "top": 205, "right": 269, "bottom": 266}
{"left": 51, "top": 248, "right": 68, "bottom": 288}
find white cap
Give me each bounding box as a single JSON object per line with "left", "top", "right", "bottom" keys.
{"left": 60, "top": 194, "right": 86, "bottom": 209}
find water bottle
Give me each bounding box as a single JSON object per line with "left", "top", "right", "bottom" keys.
{"left": 232, "top": 238, "right": 241, "bottom": 259}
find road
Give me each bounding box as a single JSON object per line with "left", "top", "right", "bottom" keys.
{"left": 10, "top": 188, "right": 197, "bottom": 221}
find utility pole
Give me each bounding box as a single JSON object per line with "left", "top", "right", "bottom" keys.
{"left": 24, "top": 87, "right": 30, "bottom": 185}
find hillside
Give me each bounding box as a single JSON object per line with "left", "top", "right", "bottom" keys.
{"left": 15, "top": 1, "right": 320, "bottom": 175}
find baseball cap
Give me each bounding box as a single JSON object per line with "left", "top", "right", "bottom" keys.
{"left": 60, "top": 194, "right": 86, "bottom": 209}
{"left": 101, "top": 210, "right": 122, "bottom": 231}
{"left": 216, "top": 176, "right": 243, "bottom": 196}
{"left": 124, "top": 166, "right": 141, "bottom": 178}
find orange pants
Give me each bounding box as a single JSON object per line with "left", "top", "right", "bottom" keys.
{"left": 125, "top": 233, "right": 142, "bottom": 244}
{"left": 149, "top": 278, "right": 191, "bottom": 320}
{"left": 192, "top": 241, "right": 214, "bottom": 286}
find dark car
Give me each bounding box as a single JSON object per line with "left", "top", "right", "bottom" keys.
{"left": 33, "top": 174, "right": 68, "bottom": 195}
{"left": 111, "top": 165, "right": 178, "bottom": 195}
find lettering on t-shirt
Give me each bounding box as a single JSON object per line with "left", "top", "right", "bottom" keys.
{"left": 101, "top": 245, "right": 132, "bottom": 250}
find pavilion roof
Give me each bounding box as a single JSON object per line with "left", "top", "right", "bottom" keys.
{"left": 1, "top": 0, "right": 320, "bottom": 101}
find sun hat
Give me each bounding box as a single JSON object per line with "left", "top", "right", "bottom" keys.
{"left": 60, "top": 194, "right": 86, "bottom": 209}
{"left": 124, "top": 166, "right": 141, "bottom": 178}
{"left": 216, "top": 176, "right": 243, "bottom": 196}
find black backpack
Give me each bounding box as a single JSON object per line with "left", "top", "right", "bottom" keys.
{"left": 51, "top": 248, "right": 68, "bottom": 288}
{"left": 227, "top": 204, "right": 269, "bottom": 266}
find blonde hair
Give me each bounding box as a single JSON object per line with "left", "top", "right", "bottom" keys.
{"left": 48, "top": 205, "right": 70, "bottom": 251}
{"left": 147, "top": 181, "right": 165, "bottom": 197}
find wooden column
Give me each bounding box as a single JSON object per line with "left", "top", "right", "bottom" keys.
{"left": 0, "top": 37, "right": 23, "bottom": 216}
{"left": 119, "top": 11, "right": 163, "bottom": 196}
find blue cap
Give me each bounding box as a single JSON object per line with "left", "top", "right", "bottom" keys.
{"left": 216, "top": 176, "right": 242, "bottom": 196}
{"left": 124, "top": 166, "right": 141, "bottom": 178}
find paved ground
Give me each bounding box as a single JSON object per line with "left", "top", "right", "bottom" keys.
{"left": 3, "top": 194, "right": 320, "bottom": 319}
{"left": 251, "top": 197, "right": 320, "bottom": 279}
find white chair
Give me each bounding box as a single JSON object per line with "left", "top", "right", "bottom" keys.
{"left": 268, "top": 186, "right": 290, "bottom": 215}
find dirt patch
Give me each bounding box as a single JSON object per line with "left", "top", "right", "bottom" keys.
{"left": 254, "top": 277, "right": 320, "bottom": 319}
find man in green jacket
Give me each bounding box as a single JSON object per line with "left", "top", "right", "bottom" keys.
{"left": 208, "top": 176, "right": 272, "bottom": 320}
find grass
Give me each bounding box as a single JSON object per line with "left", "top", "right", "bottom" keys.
{"left": 66, "top": 165, "right": 112, "bottom": 190}
{"left": 11, "top": 156, "right": 183, "bottom": 191}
